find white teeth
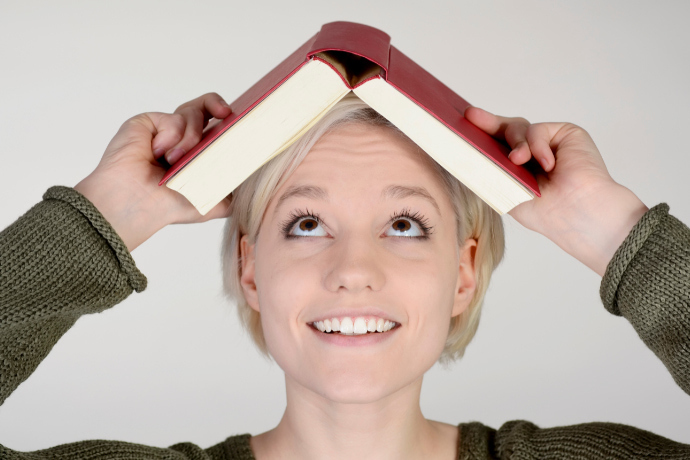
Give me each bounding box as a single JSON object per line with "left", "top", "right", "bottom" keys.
{"left": 340, "top": 317, "right": 354, "bottom": 334}
{"left": 353, "top": 318, "right": 367, "bottom": 335}
{"left": 312, "top": 317, "right": 397, "bottom": 335}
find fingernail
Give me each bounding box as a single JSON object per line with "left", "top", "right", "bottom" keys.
{"left": 540, "top": 157, "right": 550, "bottom": 170}
{"left": 153, "top": 148, "right": 165, "bottom": 158}
{"left": 167, "top": 148, "right": 186, "bottom": 165}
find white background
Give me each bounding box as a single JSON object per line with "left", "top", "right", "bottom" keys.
{"left": 1, "top": 0, "right": 689, "bottom": 451}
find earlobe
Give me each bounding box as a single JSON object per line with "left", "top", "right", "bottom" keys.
{"left": 240, "top": 235, "right": 260, "bottom": 313}
{"left": 451, "top": 238, "right": 478, "bottom": 318}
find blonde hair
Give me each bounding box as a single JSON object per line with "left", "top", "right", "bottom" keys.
{"left": 221, "top": 94, "right": 505, "bottom": 364}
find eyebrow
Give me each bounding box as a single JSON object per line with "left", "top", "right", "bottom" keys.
{"left": 383, "top": 185, "right": 441, "bottom": 215}
{"left": 276, "top": 185, "right": 329, "bottom": 211}
{"left": 273, "top": 184, "right": 441, "bottom": 216}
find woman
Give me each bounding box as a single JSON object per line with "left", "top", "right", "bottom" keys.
{"left": 1, "top": 91, "right": 688, "bottom": 458}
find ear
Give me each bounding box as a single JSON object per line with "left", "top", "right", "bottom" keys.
{"left": 451, "top": 238, "right": 478, "bottom": 318}
{"left": 240, "top": 234, "right": 260, "bottom": 313}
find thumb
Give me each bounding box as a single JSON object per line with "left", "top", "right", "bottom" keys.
{"left": 210, "top": 194, "right": 234, "bottom": 220}
{"left": 195, "top": 194, "right": 235, "bottom": 222}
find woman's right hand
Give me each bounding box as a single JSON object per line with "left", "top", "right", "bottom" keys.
{"left": 74, "top": 93, "right": 233, "bottom": 252}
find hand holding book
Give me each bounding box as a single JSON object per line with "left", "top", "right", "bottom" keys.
{"left": 465, "top": 106, "right": 648, "bottom": 276}
{"left": 74, "top": 93, "right": 234, "bottom": 252}
{"left": 157, "top": 93, "right": 234, "bottom": 166}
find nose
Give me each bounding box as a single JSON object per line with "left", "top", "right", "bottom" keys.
{"left": 323, "top": 233, "right": 385, "bottom": 293}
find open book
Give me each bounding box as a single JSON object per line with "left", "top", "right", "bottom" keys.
{"left": 159, "top": 21, "right": 540, "bottom": 215}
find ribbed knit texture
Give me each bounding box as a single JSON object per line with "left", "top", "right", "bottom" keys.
{"left": 599, "top": 203, "right": 690, "bottom": 395}
{"left": 0, "top": 186, "right": 147, "bottom": 407}
{"left": 457, "top": 420, "right": 690, "bottom": 459}
{"left": 1, "top": 189, "right": 689, "bottom": 459}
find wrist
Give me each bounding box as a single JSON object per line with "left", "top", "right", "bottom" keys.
{"left": 542, "top": 184, "right": 648, "bottom": 277}
{"left": 74, "top": 174, "right": 169, "bottom": 252}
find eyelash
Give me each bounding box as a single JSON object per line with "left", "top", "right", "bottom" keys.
{"left": 389, "top": 208, "right": 434, "bottom": 240}
{"left": 279, "top": 208, "right": 434, "bottom": 240}
{"left": 280, "top": 208, "right": 322, "bottom": 238}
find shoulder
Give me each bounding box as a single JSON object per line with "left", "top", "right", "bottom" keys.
{"left": 457, "top": 420, "right": 690, "bottom": 459}
{"left": 204, "top": 434, "right": 254, "bottom": 460}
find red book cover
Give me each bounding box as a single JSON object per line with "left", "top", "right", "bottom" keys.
{"left": 159, "top": 21, "right": 539, "bottom": 197}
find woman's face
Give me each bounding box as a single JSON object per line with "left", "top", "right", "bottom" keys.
{"left": 240, "top": 123, "right": 477, "bottom": 403}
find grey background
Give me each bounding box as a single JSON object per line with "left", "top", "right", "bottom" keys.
{"left": 1, "top": 0, "right": 689, "bottom": 450}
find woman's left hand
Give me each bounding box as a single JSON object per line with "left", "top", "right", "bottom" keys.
{"left": 465, "top": 107, "right": 648, "bottom": 276}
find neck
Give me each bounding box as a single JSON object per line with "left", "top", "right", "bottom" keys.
{"left": 251, "top": 374, "right": 457, "bottom": 460}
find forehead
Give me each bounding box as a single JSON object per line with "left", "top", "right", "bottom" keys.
{"left": 264, "top": 123, "right": 453, "bottom": 221}
{"left": 287, "top": 123, "right": 443, "bottom": 186}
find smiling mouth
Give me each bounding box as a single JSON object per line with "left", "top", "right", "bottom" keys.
{"left": 311, "top": 317, "right": 398, "bottom": 335}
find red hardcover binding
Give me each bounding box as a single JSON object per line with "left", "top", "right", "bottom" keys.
{"left": 159, "top": 21, "right": 540, "bottom": 197}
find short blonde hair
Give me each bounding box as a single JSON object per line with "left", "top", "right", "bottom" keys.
{"left": 221, "top": 94, "right": 505, "bottom": 364}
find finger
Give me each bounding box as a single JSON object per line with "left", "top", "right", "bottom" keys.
{"left": 503, "top": 120, "right": 532, "bottom": 164}
{"left": 466, "top": 107, "right": 564, "bottom": 172}
{"left": 149, "top": 113, "right": 187, "bottom": 161}
{"left": 169, "top": 105, "right": 206, "bottom": 160}
{"left": 166, "top": 93, "right": 232, "bottom": 164}
{"left": 203, "top": 193, "right": 234, "bottom": 221}
{"left": 176, "top": 192, "right": 234, "bottom": 224}
{"left": 464, "top": 106, "right": 507, "bottom": 137}
{"left": 175, "top": 92, "right": 232, "bottom": 126}
{"left": 525, "top": 123, "right": 558, "bottom": 172}
{"left": 176, "top": 92, "right": 232, "bottom": 114}
{"left": 465, "top": 106, "right": 532, "bottom": 161}
{"left": 465, "top": 106, "right": 528, "bottom": 140}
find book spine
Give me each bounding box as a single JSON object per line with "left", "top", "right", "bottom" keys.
{"left": 308, "top": 21, "right": 391, "bottom": 74}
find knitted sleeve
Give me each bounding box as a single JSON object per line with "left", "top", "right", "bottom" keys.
{"left": 600, "top": 203, "right": 690, "bottom": 395}
{"left": 0, "top": 186, "right": 148, "bottom": 406}
{"left": 457, "top": 203, "right": 690, "bottom": 459}
{"left": 0, "top": 187, "right": 255, "bottom": 459}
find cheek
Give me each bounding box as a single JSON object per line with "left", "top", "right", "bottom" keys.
{"left": 396, "top": 258, "right": 457, "bottom": 316}
{"left": 256, "top": 254, "right": 316, "bottom": 305}
{"left": 404, "top": 262, "right": 459, "bottom": 356}
{"left": 377, "top": 256, "right": 458, "bottom": 353}
{"left": 253, "top": 255, "right": 317, "bottom": 357}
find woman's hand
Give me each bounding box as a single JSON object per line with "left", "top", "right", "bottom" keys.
{"left": 465, "top": 107, "right": 648, "bottom": 276}
{"left": 74, "top": 93, "right": 233, "bottom": 252}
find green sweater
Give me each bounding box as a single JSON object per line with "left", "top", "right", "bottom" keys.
{"left": 1, "top": 185, "right": 689, "bottom": 459}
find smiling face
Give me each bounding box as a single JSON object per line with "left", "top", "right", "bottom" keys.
{"left": 239, "top": 122, "right": 477, "bottom": 403}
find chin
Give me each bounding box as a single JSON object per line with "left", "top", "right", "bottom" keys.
{"left": 300, "top": 362, "right": 423, "bottom": 404}
{"left": 268, "top": 329, "right": 445, "bottom": 404}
